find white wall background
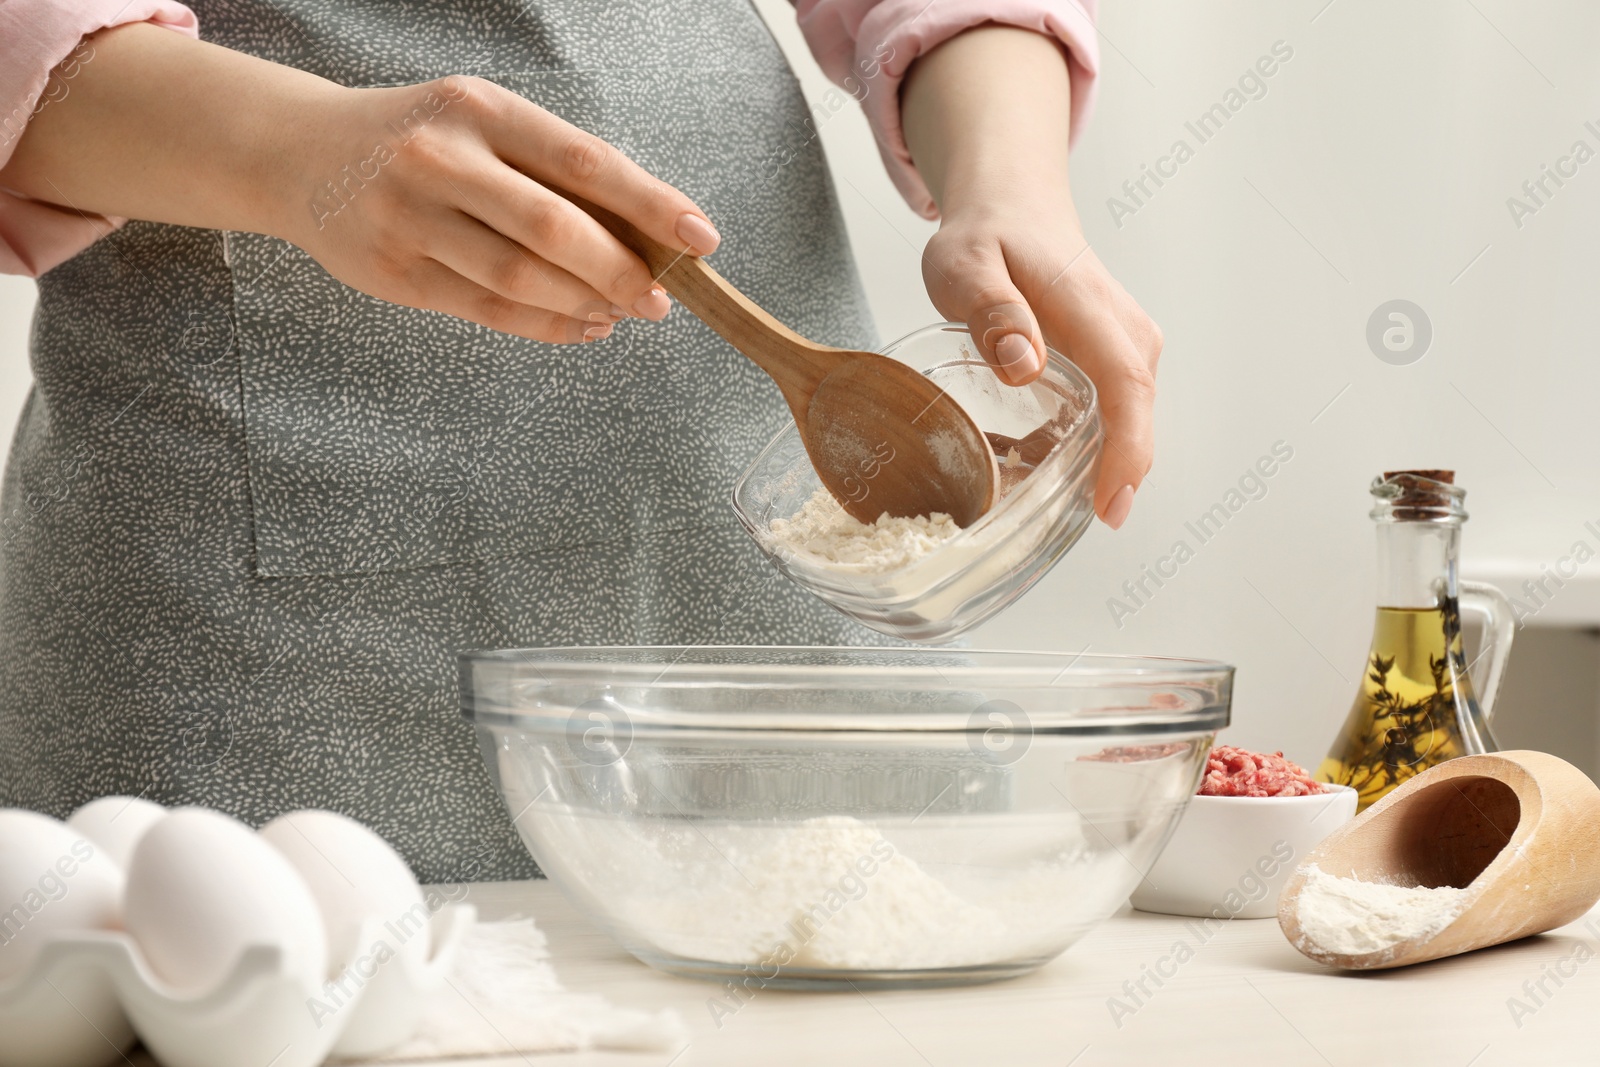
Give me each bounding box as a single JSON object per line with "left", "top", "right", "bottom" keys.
{"left": 0, "top": 278, "right": 30, "bottom": 468}
{"left": 762, "top": 0, "right": 1600, "bottom": 770}
{"left": 3, "top": 0, "right": 1598, "bottom": 771}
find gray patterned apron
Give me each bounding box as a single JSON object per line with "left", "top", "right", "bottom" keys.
{"left": 0, "top": 0, "right": 890, "bottom": 881}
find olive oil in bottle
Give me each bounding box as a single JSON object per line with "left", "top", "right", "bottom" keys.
{"left": 1316, "top": 602, "right": 1477, "bottom": 807}
{"left": 1316, "top": 471, "right": 1513, "bottom": 810}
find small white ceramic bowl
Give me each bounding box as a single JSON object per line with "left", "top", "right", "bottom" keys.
{"left": 1130, "top": 785, "right": 1357, "bottom": 920}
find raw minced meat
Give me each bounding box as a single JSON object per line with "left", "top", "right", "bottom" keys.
{"left": 1199, "top": 745, "right": 1325, "bottom": 797}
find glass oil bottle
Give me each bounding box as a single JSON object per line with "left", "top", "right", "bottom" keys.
{"left": 1316, "top": 471, "right": 1514, "bottom": 810}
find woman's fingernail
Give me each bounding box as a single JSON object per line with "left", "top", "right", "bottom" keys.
{"left": 675, "top": 213, "right": 720, "bottom": 254}
{"left": 1103, "top": 484, "right": 1135, "bottom": 530}
{"left": 583, "top": 323, "right": 613, "bottom": 342}
{"left": 632, "top": 287, "right": 671, "bottom": 320}
{"left": 994, "top": 332, "right": 1042, "bottom": 385}
{"left": 608, "top": 303, "right": 628, "bottom": 320}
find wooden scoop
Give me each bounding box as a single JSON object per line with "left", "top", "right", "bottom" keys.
{"left": 564, "top": 195, "right": 999, "bottom": 528}
{"left": 1278, "top": 750, "right": 1600, "bottom": 970}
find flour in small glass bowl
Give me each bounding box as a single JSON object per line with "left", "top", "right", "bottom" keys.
{"left": 767, "top": 489, "right": 962, "bottom": 573}
{"left": 732, "top": 324, "right": 1102, "bottom": 643}
{"left": 766, "top": 452, "right": 1033, "bottom": 574}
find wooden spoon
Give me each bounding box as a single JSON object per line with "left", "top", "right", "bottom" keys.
{"left": 1278, "top": 750, "right": 1600, "bottom": 970}
{"left": 563, "top": 195, "right": 999, "bottom": 527}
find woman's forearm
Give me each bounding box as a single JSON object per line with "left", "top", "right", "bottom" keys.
{"left": 901, "top": 25, "right": 1074, "bottom": 216}
{"left": 0, "top": 24, "right": 724, "bottom": 342}
{"left": 1, "top": 21, "right": 337, "bottom": 239}
{"left": 900, "top": 25, "right": 1161, "bottom": 529}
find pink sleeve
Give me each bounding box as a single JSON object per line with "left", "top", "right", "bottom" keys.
{"left": 794, "top": 0, "right": 1098, "bottom": 220}
{"left": 0, "top": 0, "right": 199, "bottom": 277}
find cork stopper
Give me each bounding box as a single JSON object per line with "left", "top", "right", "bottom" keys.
{"left": 1375, "top": 470, "right": 1461, "bottom": 520}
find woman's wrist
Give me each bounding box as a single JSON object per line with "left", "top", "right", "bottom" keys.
{"left": 240, "top": 78, "right": 359, "bottom": 243}
{"left": 170, "top": 44, "right": 355, "bottom": 242}
{"left": 935, "top": 166, "right": 1080, "bottom": 234}
{"left": 261, "top": 81, "right": 402, "bottom": 247}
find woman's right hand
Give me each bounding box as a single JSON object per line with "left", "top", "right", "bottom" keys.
{"left": 280, "top": 76, "right": 720, "bottom": 344}
{"left": 2, "top": 24, "right": 718, "bottom": 343}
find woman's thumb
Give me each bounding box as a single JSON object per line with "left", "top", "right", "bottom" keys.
{"left": 924, "top": 244, "right": 1044, "bottom": 386}
{"left": 974, "top": 300, "right": 1045, "bottom": 386}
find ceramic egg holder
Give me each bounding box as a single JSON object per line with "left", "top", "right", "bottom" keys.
{"left": 1279, "top": 750, "right": 1600, "bottom": 970}
{"left": 0, "top": 904, "right": 474, "bottom": 1067}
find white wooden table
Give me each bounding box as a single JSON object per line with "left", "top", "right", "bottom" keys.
{"left": 357, "top": 879, "right": 1600, "bottom": 1067}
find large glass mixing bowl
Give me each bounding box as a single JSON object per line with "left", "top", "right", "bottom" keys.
{"left": 460, "top": 647, "right": 1231, "bottom": 989}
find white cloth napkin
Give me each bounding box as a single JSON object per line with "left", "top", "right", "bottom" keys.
{"left": 342, "top": 918, "right": 687, "bottom": 1062}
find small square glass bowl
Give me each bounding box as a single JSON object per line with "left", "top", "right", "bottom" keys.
{"left": 732, "top": 323, "right": 1102, "bottom": 643}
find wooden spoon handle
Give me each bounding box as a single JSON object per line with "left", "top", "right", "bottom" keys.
{"left": 557, "top": 193, "right": 834, "bottom": 394}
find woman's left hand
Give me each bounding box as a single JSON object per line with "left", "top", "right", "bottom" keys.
{"left": 903, "top": 25, "right": 1162, "bottom": 531}
{"left": 921, "top": 187, "right": 1162, "bottom": 531}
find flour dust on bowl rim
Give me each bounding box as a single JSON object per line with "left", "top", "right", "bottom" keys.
{"left": 460, "top": 646, "right": 1232, "bottom": 988}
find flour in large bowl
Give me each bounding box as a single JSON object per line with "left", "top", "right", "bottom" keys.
{"left": 526, "top": 808, "right": 1131, "bottom": 976}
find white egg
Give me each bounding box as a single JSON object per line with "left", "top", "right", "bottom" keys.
{"left": 67, "top": 796, "right": 168, "bottom": 871}
{"left": 260, "top": 810, "right": 430, "bottom": 973}
{"left": 0, "top": 809, "right": 124, "bottom": 982}
{"left": 124, "top": 808, "right": 326, "bottom": 992}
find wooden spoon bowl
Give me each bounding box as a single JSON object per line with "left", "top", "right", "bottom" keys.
{"left": 1278, "top": 750, "right": 1600, "bottom": 969}
{"left": 564, "top": 194, "right": 999, "bottom": 527}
